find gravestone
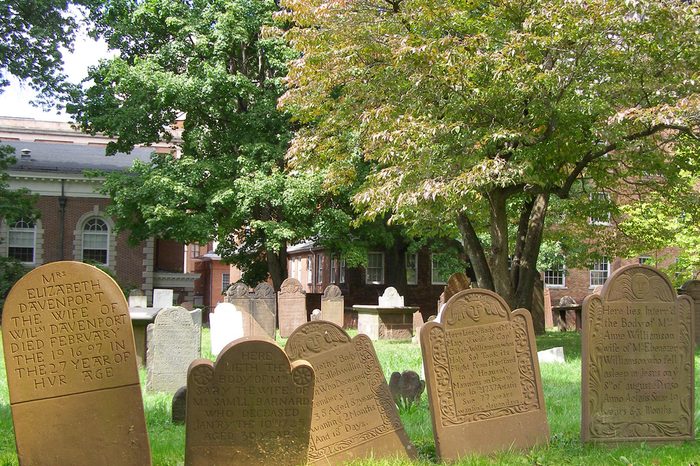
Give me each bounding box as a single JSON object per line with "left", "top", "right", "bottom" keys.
{"left": 172, "top": 386, "right": 187, "bottom": 424}
{"left": 128, "top": 290, "right": 147, "bottom": 308}
{"left": 186, "top": 338, "right": 315, "bottom": 466}
{"left": 389, "top": 370, "right": 425, "bottom": 407}
{"left": 421, "top": 289, "right": 549, "bottom": 460}
{"left": 153, "top": 288, "right": 174, "bottom": 309}
{"left": 320, "top": 284, "right": 344, "bottom": 327}
{"left": 251, "top": 282, "right": 277, "bottom": 339}
{"left": 543, "top": 288, "right": 553, "bottom": 328}
{"left": 412, "top": 310, "right": 425, "bottom": 343}
{"left": 438, "top": 273, "right": 471, "bottom": 311}
{"left": 1, "top": 261, "right": 151, "bottom": 465}
{"left": 286, "top": 321, "right": 416, "bottom": 464}
{"left": 225, "top": 282, "right": 272, "bottom": 338}
{"left": 278, "top": 278, "right": 307, "bottom": 338}
{"left": 310, "top": 309, "right": 322, "bottom": 321}
{"left": 146, "top": 306, "right": 200, "bottom": 392}
{"left": 209, "top": 303, "right": 243, "bottom": 356}
{"left": 531, "top": 274, "right": 546, "bottom": 334}
{"left": 537, "top": 347, "right": 565, "bottom": 364}
{"left": 679, "top": 280, "right": 700, "bottom": 346}
{"left": 189, "top": 308, "right": 202, "bottom": 350}
{"left": 582, "top": 265, "right": 694, "bottom": 443}
{"left": 378, "top": 287, "right": 404, "bottom": 307}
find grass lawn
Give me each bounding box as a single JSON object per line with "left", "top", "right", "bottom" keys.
{"left": 1, "top": 329, "right": 699, "bottom": 465}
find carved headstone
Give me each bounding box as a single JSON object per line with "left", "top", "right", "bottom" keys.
{"left": 286, "top": 322, "right": 417, "bottom": 464}
{"left": 679, "top": 280, "right": 700, "bottom": 346}
{"left": 172, "top": 386, "right": 187, "bottom": 424}
{"left": 146, "top": 306, "right": 200, "bottom": 392}
{"left": 278, "top": 278, "right": 307, "bottom": 338}
{"left": 443, "top": 273, "right": 471, "bottom": 302}
{"left": 320, "top": 284, "right": 344, "bottom": 327}
{"left": 209, "top": 303, "right": 244, "bottom": 356}
{"left": 1, "top": 261, "right": 151, "bottom": 465}
{"left": 310, "top": 309, "right": 322, "bottom": 321}
{"left": 252, "top": 282, "right": 277, "bottom": 339}
{"left": 153, "top": 288, "right": 174, "bottom": 309}
{"left": 388, "top": 371, "right": 425, "bottom": 407}
{"left": 378, "top": 287, "right": 404, "bottom": 307}
{"left": 186, "top": 338, "right": 315, "bottom": 465}
{"left": 582, "top": 265, "right": 694, "bottom": 443}
{"left": 421, "top": 289, "right": 549, "bottom": 460}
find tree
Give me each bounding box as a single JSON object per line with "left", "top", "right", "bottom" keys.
{"left": 281, "top": 0, "right": 700, "bottom": 312}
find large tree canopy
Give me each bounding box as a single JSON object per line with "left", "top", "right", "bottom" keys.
{"left": 281, "top": 0, "right": 700, "bottom": 311}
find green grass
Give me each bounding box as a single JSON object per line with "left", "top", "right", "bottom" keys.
{"left": 1, "top": 329, "right": 699, "bottom": 465}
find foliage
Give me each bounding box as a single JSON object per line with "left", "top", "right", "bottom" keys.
{"left": 0, "top": 145, "right": 37, "bottom": 222}
{"left": 281, "top": 0, "right": 700, "bottom": 310}
{"left": 0, "top": 256, "right": 29, "bottom": 311}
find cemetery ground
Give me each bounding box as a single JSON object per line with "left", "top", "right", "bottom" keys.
{"left": 1, "top": 331, "right": 699, "bottom": 465}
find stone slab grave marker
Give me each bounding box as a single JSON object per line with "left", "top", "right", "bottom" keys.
{"left": 286, "top": 321, "right": 417, "bottom": 464}
{"left": 679, "top": 280, "right": 700, "bottom": 346}
{"left": 129, "top": 289, "right": 148, "bottom": 308}
{"left": 186, "top": 338, "right": 315, "bottom": 466}
{"left": 172, "top": 386, "right": 187, "bottom": 424}
{"left": 251, "top": 282, "right": 277, "bottom": 338}
{"left": 209, "top": 302, "right": 244, "bottom": 356}
{"left": 582, "top": 265, "right": 694, "bottom": 443}
{"left": 320, "top": 284, "right": 344, "bottom": 327}
{"left": 378, "top": 286, "right": 404, "bottom": 307}
{"left": 437, "top": 273, "right": 471, "bottom": 312}
{"left": 421, "top": 289, "right": 549, "bottom": 460}
{"left": 2, "top": 261, "right": 151, "bottom": 465}
{"left": 278, "top": 278, "right": 307, "bottom": 338}
{"left": 146, "top": 306, "right": 201, "bottom": 392}
{"left": 153, "top": 288, "right": 174, "bottom": 309}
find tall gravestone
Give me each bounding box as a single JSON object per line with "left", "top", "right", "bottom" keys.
{"left": 251, "top": 282, "right": 277, "bottom": 339}
{"left": 2, "top": 261, "right": 151, "bottom": 465}
{"left": 146, "top": 306, "right": 200, "bottom": 392}
{"left": 421, "top": 289, "right": 549, "bottom": 460}
{"left": 209, "top": 303, "right": 244, "bottom": 356}
{"left": 320, "top": 284, "right": 344, "bottom": 327}
{"left": 186, "top": 338, "right": 315, "bottom": 465}
{"left": 679, "top": 279, "right": 700, "bottom": 346}
{"left": 582, "top": 265, "right": 694, "bottom": 443}
{"left": 278, "top": 278, "right": 307, "bottom": 338}
{"left": 286, "top": 322, "right": 416, "bottom": 463}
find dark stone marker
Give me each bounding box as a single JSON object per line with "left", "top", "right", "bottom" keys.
{"left": 421, "top": 289, "right": 549, "bottom": 460}
{"left": 679, "top": 279, "right": 700, "bottom": 346}
{"left": 172, "top": 386, "right": 187, "bottom": 424}
{"left": 286, "top": 321, "right": 417, "bottom": 464}
{"left": 389, "top": 370, "right": 425, "bottom": 407}
{"left": 185, "top": 338, "right": 314, "bottom": 465}
{"left": 582, "top": 265, "right": 694, "bottom": 443}
{"left": 2, "top": 261, "right": 151, "bottom": 465}
{"left": 320, "top": 284, "right": 344, "bottom": 327}
{"left": 278, "top": 278, "right": 307, "bottom": 338}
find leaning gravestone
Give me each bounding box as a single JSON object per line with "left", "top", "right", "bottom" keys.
{"left": 209, "top": 303, "right": 244, "bottom": 356}
{"left": 146, "top": 306, "right": 200, "bottom": 392}
{"left": 278, "top": 278, "right": 307, "bottom": 338}
{"left": 320, "top": 284, "right": 344, "bottom": 327}
{"left": 679, "top": 280, "right": 700, "bottom": 346}
{"left": 186, "top": 338, "right": 315, "bottom": 466}
{"left": 582, "top": 265, "right": 694, "bottom": 443}
{"left": 2, "top": 261, "right": 151, "bottom": 465}
{"left": 421, "top": 289, "right": 549, "bottom": 460}
{"left": 286, "top": 321, "right": 417, "bottom": 464}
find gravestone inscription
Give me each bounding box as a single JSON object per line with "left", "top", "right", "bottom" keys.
{"left": 582, "top": 265, "right": 694, "bottom": 443}
{"left": 320, "top": 284, "right": 344, "bottom": 327}
{"left": 286, "top": 321, "right": 416, "bottom": 464}
{"left": 278, "top": 278, "right": 307, "bottom": 338}
{"left": 2, "top": 261, "right": 151, "bottom": 465}
{"left": 186, "top": 338, "right": 314, "bottom": 465}
{"left": 421, "top": 289, "right": 549, "bottom": 460}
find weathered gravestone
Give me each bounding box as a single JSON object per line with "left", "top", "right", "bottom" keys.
{"left": 2, "top": 261, "right": 151, "bottom": 465}
{"left": 146, "top": 306, "right": 201, "bottom": 392}
{"left": 286, "top": 321, "right": 417, "bottom": 464}
{"left": 153, "top": 288, "right": 174, "bottom": 309}
{"left": 172, "top": 386, "right": 187, "bottom": 424}
{"left": 389, "top": 370, "right": 425, "bottom": 407}
{"left": 437, "top": 273, "right": 471, "bottom": 312}
{"left": 679, "top": 280, "right": 700, "bottom": 346}
{"left": 128, "top": 290, "right": 148, "bottom": 308}
{"left": 320, "top": 284, "right": 344, "bottom": 327}
{"left": 225, "top": 282, "right": 276, "bottom": 339}
{"left": 582, "top": 265, "right": 694, "bottom": 443}
{"left": 209, "top": 302, "right": 244, "bottom": 356}
{"left": 186, "top": 338, "right": 315, "bottom": 466}
{"left": 421, "top": 289, "right": 549, "bottom": 460}
{"left": 378, "top": 286, "right": 404, "bottom": 307}
{"left": 278, "top": 278, "right": 307, "bottom": 338}
{"left": 310, "top": 309, "right": 322, "bottom": 321}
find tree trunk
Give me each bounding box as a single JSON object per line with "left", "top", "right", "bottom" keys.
{"left": 456, "top": 212, "right": 494, "bottom": 290}
{"left": 266, "top": 244, "right": 287, "bottom": 291}
{"left": 385, "top": 235, "right": 408, "bottom": 296}
{"left": 488, "top": 190, "right": 515, "bottom": 306}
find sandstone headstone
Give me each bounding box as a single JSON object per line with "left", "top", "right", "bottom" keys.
{"left": 537, "top": 347, "right": 565, "bottom": 364}
{"left": 388, "top": 370, "right": 425, "bottom": 407}
{"left": 582, "top": 265, "right": 694, "bottom": 443}
{"left": 679, "top": 280, "right": 700, "bottom": 346}
{"left": 181, "top": 301, "right": 194, "bottom": 311}
{"left": 278, "top": 278, "right": 307, "bottom": 338}
{"left": 320, "top": 284, "right": 344, "bottom": 327}
{"left": 421, "top": 289, "right": 549, "bottom": 460}
{"left": 2, "top": 261, "right": 151, "bottom": 465}
{"left": 310, "top": 309, "right": 322, "bottom": 321}
{"left": 146, "top": 306, "right": 201, "bottom": 392}
{"left": 543, "top": 288, "right": 553, "bottom": 329}
{"left": 153, "top": 288, "right": 174, "bottom": 309}
{"left": 186, "top": 338, "right": 314, "bottom": 465}
{"left": 412, "top": 310, "right": 425, "bottom": 344}
{"left": 209, "top": 303, "right": 244, "bottom": 356}
{"left": 443, "top": 273, "right": 471, "bottom": 302}
{"left": 251, "top": 282, "right": 277, "bottom": 339}
{"left": 286, "top": 321, "right": 417, "bottom": 463}
{"left": 531, "top": 275, "right": 546, "bottom": 334}
{"left": 172, "top": 386, "right": 187, "bottom": 424}
{"left": 378, "top": 287, "right": 404, "bottom": 307}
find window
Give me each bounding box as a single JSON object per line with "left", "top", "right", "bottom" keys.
{"left": 431, "top": 253, "right": 453, "bottom": 285}
{"left": 590, "top": 257, "right": 610, "bottom": 287}
{"left": 331, "top": 257, "right": 338, "bottom": 283}
{"left": 294, "top": 258, "right": 302, "bottom": 281}
{"left": 8, "top": 218, "right": 35, "bottom": 263}
{"left": 589, "top": 192, "right": 611, "bottom": 225}
{"left": 316, "top": 253, "right": 323, "bottom": 284}
{"left": 339, "top": 258, "right": 346, "bottom": 284}
{"left": 190, "top": 243, "right": 200, "bottom": 257}
{"left": 544, "top": 261, "right": 566, "bottom": 287}
{"left": 638, "top": 256, "right": 652, "bottom": 265}
{"left": 82, "top": 218, "right": 109, "bottom": 265}
{"left": 406, "top": 253, "right": 418, "bottom": 285}
{"left": 366, "top": 252, "right": 384, "bottom": 284}
{"left": 222, "top": 273, "right": 230, "bottom": 290}
{"left": 307, "top": 255, "right": 313, "bottom": 285}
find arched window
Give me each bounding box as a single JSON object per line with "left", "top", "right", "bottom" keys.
{"left": 8, "top": 218, "right": 35, "bottom": 263}
{"left": 82, "top": 218, "right": 109, "bottom": 265}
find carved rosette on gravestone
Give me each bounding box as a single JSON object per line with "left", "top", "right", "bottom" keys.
{"left": 286, "top": 321, "right": 417, "bottom": 464}
{"left": 679, "top": 280, "right": 700, "bottom": 346}
{"left": 421, "top": 289, "right": 549, "bottom": 460}
{"left": 252, "top": 282, "right": 277, "bottom": 339}
{"left": 582, "top": 265, "right": 694, "bottom": 443}
{"left": 278, "top": 278, "right": 307, "bottom": 338}
{"left": 146, "top": 306, "right": 200, "bottom": 392}
{"left": 2, "top": 261, "right": 151, "bottom": 465}
{"left": 185, "top": 338, "right": 315, "bottom": 466}
{"left": 320, "top": 284, "right": 344, "bottom": 327}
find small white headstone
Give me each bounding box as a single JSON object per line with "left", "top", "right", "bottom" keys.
{"left": 310, "top": 309, "right": 322, "bottom": 321}
{"left": 153, "top": 288, "right": 174, "bottom": 309}
{"left": 210, "top": 303, "right": 244, "bottom": 356}
{"left": 378, "top": 287, "right": 404, "bottom": 307}
{"left": 129, "top": 295, "right": 148, "bottom": 308}
{"left": 537, "top": 346, "right": 565, "bottom": 364}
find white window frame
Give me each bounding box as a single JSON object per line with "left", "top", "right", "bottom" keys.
{"left": 331, "top": 257, "right": 338, "bottom": 284}
{"left": 82, "top": 217, "right": 110, "bottom": 265}
{"left": 590, "top": 257, "right": 610, "bottom": 288}
{"left": 406, "top": 252, "right": 418, "bottom": 285}
{"left": 222, "top": 273, "right": 231, "bottom": 290}
{"left": 339, "top": 258, "right": 346, "bottom": 284}
{"left": 543, "top": 261, "right": 566, "bottom": 288}
{"left": 431, "top": 253, "right": 451, "bottom": 285}
{"left": 8, "top": 218, "right": 36, "bottom": 264}
{"left": 366, "top": 252, "right": 385, "bottom": 285}
{"left": 307, "top": 255, "right": 313, "bottom": 285}
{"left": 316, "top": 252, "right": 323, "bottom": 284}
